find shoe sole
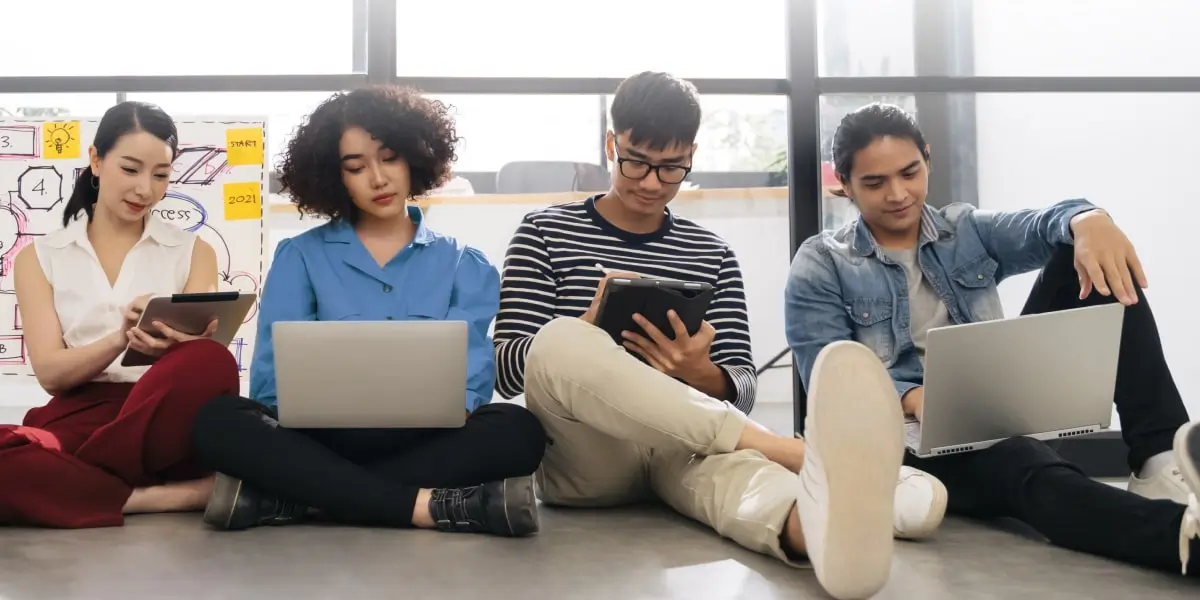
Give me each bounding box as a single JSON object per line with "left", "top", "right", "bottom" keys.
{"left": 806, "top": 341, "right": 903, "bottom": 599}
{"left": 202, "top": 473, "right": 243, "bottom": 531}
{"left": 500, "top": 476, "right": 540, "bottom": 536}
{"left": 1173, "top": 423, "right": 1200, "bottom": 495}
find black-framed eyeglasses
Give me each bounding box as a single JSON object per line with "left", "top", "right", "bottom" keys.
{"left": 613, "top": 140, "right": 692, "bottom": 185}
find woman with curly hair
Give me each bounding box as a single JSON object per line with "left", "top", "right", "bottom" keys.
{"left": 189, "top": 86, "right": 546, "bottom": 537}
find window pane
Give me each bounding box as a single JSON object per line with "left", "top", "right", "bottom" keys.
{"left": 0, "top": 94, "right": 116, "bottom": 119}
{"left": 433, "top": 94, "right": 602, "bottom": 173}
{"left": 0, "top": 1, "right": 355, "bottom": 76}
{"left": 126, "top": 92, "right": 338, "bottom": 171}
{"left": 817, "top": 0, "right": 915, "bottom": 77}
{"left": 396, "top": 0, "right": 786, "bottom": 78}
{"left": 973, "top": 0, "right": 1200, "bottom": 76}
{"left": 818, "top": 94, "right": 919, "bottom": 230}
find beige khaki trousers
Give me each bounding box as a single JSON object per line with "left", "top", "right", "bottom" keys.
{"left": 523, "top": 317, "right": 801, "bottom": 563}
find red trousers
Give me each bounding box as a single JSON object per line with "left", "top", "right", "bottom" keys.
{"left": 0, "top": 339, "right": 239, "bottom": 528}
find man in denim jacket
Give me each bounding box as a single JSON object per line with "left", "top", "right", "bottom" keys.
{"left": 785, "top": 103, "right": 1200, "bottom": 577}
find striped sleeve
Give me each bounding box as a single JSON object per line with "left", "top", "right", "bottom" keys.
{"left": 492, "top": 216, "right": 557, "bottom": 398}
{"left": 707, "top": 246, "right": 758, "bottom": 414}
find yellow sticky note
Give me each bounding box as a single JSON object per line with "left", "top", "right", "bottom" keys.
{"left": 42, "top": 121, "right": 80, "bottom": 159}
{"left": 225, "top": 127, "right": 264, "bottom": 165}
{"left": 223, "top": 182, "right": 261, "bottom": 221}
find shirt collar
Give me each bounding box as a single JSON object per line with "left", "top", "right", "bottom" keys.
{"left": 322, "top": 205, "right": 435, "bottom": 245}
{"left": 44, "top": 212, "right": 190, "bottom": 249}
{"left": 850, "top": 204, "right": 954, "bottom": 257}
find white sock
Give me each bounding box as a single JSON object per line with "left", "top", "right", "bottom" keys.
{"left": 1139, "top": 451, "right": 1175, "bottom": 479}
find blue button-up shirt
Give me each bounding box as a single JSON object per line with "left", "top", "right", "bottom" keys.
{"left": 249, "top": 206, "right": 501, "bottom": 412}
{"left": 784, "top": 199, "right": 1096, "bottom": 399}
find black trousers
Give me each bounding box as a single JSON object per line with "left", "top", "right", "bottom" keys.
{"left": 191, "top": 395, "right": 546, "bottom": 527}
{"left": 904, "top": 245, "right": 1195, "bottom": 575}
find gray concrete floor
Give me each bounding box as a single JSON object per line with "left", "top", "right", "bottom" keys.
{"left": 1, "top": 381, "right": 1197, "bottom": 598}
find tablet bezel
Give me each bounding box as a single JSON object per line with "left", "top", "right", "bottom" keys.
{"left": 593, "top": 277, "right": 715, "bottom": 347}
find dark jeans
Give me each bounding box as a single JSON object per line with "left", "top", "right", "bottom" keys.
{"left": 904, "top": 245, "right": 1195, "bottom": 575}
{"left": 191, "top": 395, "right": 546, "bottom": 527}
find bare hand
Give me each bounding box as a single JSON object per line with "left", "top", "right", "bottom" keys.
{"left": 621, "top": 310, "right": 717, "bottom": 380}
{"left": 902, "top": 386, "right": 925, "bottom": 421}
{"left": 580, "top": 270, "right": 640, "bottom": 325}
{"left": 1070, "top": 210, "right": 1147, "bottom": 305}
{"left": 126, "top": 319, "right": 217, "bottom": 358}
{"left": 121, "top": 294, "right": 154, "bottom": 332}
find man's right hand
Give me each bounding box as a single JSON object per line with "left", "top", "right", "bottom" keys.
{"left": 902, "top": 386, "right": 925, "bottom": 421}
{"left": 580, "top": 271, "right": 640, "bottom": 325}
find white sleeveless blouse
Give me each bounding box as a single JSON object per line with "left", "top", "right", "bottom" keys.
{"left": 29, "top": 215, "right": 197, "bottom": 383}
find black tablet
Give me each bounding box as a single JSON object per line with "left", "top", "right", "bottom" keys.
{"left": 593, "top": 277, "right": 716, "bottom": 346}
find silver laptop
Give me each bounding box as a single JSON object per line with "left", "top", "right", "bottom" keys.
{"left": 272, "top": 320, "right": 469, "bottom": 429}
{"left": 906, "top": 303, "right": 1124, "bottom": 458}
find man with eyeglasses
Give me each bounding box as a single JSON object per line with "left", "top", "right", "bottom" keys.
{"left": 492, "top": 71, "right": 944, "bottom": 598}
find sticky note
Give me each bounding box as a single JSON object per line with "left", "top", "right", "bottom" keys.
{"left": 42, "top": 121, "right": 81, "bottom": 159}
{"left": 225, "top": 127, "right": 264, "bottom": 165}
{"left": 223, "top": 182, "right": 261, "bottom": 221}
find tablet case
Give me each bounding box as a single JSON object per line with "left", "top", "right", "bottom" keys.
{"left": 594, "top": 278, "right": 716, "bottom": 348}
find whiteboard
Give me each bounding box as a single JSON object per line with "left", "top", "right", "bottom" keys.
{"left": 0, "top": 117, "right": 268, "bottom": 378}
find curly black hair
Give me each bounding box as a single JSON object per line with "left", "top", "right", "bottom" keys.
{"left": 278, "top": 85, "right": 459, "bottom": 221}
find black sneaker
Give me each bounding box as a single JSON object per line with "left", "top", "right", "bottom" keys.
{"left": 203, "top": 473, "right": 308, "bottom": 531}
{"left": 428, "top": 475, "right": 539, "bottom": 537}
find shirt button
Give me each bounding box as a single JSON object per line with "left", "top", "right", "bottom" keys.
{"left": 383, "top": 284, "right": 393, "bottom": 292}
{"left": 977, "top": 274, "right": 983, "bottom": 280}
{"left": 862, "top": 312, "right": 869, "bottom": 318}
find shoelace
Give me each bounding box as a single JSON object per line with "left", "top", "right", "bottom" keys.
{"left": 1181, "top": 495, "right": 1199, "bottom": 575}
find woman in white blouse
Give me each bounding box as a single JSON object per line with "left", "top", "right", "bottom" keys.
{"left": 0, "top": 101, "right": 238, "bottom": 528}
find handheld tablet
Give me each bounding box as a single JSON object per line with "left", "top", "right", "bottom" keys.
{"left": 120, "top": 291, "right": 258, "bottom": 367}
{"left": 593, "top": 277, "right": 715, "bottom": 347}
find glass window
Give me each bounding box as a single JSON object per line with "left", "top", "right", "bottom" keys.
{"left": 972, "top": 0, "right": 1200, "bottom": 76}
{"left": 817, "top": 0, "right": 915, "bottom": 77}
{"left": 818, "top": 94, "right": 918, "bottom": 230}
{"left": 0, "top": 94, "right": 117, "bottom": 120}
{"left": 0, "top": 1, "right": 355, "bottom": 76}
{"left": 431, "top": 94, "right": 603, "bottom": 173}
{"left": 126, "top": 92, "right": 338, "bottom": 176}
{"left": 396, "top": 0, "right": 786, "bottom": 78}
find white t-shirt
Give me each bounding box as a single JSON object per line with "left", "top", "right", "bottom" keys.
{"left": 881, "top": 247, "right": 952, "bottom": 365}
{"left": 27, "top": 214, "right": 197, "bottom": 382}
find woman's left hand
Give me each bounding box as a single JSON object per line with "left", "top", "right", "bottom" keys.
{"left": 126, "top": 319, "right": 218, "bottom": 357}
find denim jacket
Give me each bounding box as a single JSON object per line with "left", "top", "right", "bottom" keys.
{"left": 784, "top": 199, "right": 1097, "bottom": 399}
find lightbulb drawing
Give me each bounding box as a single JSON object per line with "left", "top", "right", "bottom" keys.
{"left": 46, "top": 124, "right": 73, "bottom": 154}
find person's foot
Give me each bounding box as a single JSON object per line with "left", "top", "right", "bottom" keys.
{"left": 1128, "top": 462, "right": 1190, "bottom": 505}
{"left": 202, "top": 473, "right": 307, "bottom": 531}
{"left": 795, "top": 341, "right": 903, "bottom": 599}
{"left": 893, "top": 466, "right": 947, "bottom": 540}
{"left": 428, "top": 475, "right": 539, "bottom": 537}
{"left": 1173, "top": 422, "right": 1200, "bottom": 574}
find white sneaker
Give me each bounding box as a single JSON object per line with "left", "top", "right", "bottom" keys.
{"left": 1173, "top": 422, "right": 1200, "bottom": 574}
{"left": 1128, "top": 464, "right": 1190, "bottom": 505}
{"left": 796, "top": 341, "right": 903, "bottom": 599}
{"left": 894, "top": 466, "right": 947, "bottom": 540}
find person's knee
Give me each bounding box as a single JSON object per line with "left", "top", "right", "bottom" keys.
{"left": 191, "top": 394, "right": 249, "bottom": 448}
{"left": 483, "top": 403, "right": 547, "bottom": 472}
{"left": 163, "top": 338, "right": 240, "bottom": 391}
{"left": 526, "top": 317, "right": 600, "bottom": 379}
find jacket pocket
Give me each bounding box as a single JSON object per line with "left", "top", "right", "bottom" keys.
{"left": 844, "top": 297, "right": 895, "bottom": 363}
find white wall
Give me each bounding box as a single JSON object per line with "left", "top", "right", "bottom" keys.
{"left": 973, "top": 2, "right": 1200, "bottom": 421}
